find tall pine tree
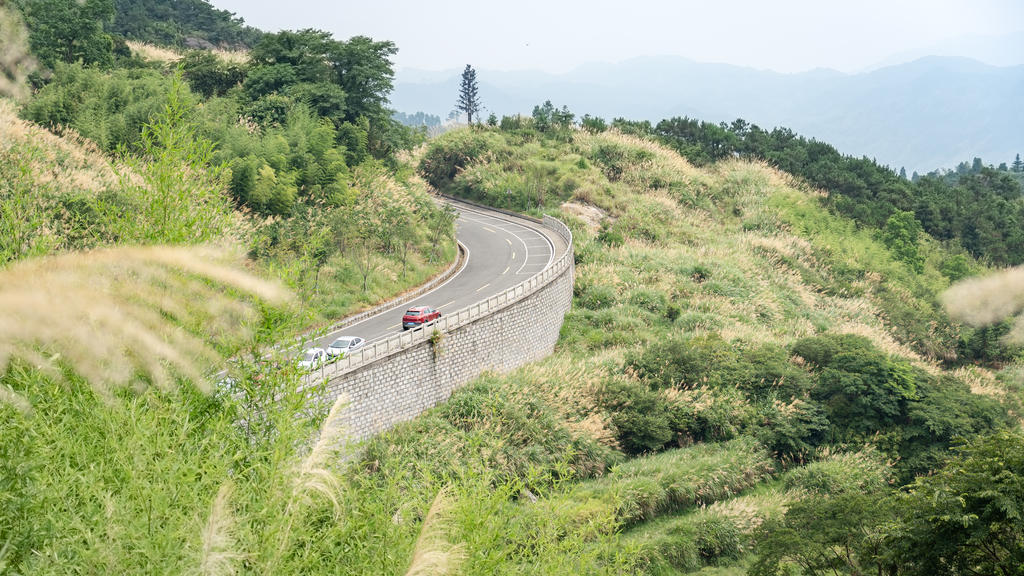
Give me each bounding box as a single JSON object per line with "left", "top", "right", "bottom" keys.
{"left": 456, "top": 64, "right": 481, "bottom": 124}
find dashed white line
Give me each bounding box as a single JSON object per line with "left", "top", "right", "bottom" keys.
{"left": 476, "top": 283, "right": 490, "bottom": 292}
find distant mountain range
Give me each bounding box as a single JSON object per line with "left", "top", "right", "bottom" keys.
{"left": 391, "top": 56, "right": 1023, "bottom": 173}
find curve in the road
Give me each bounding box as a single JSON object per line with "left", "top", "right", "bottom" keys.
{"left": 308, "top": 200, "right": 563, "bottom": 352}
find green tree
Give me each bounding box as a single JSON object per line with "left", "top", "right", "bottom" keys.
{"left": 248, "top": 28, "right": 335, "bottom": 86}
{"left": 532, "top": 100, "right": 555, "bottom": 132}
{"left": 597, "top": 378, "right": 673, "bottom": 455}
{"left": 889, "top": 431, "right": 1024, "bottom": 576}
{"left": 881, "top": 210, "right": 924, "bottom": 273}
{"left": 13, "top": 0, "right": 115, "bottom": 69}
{"left": 455, "top": 64, "right": 481, "bottom": 124}
{"left": 287, "top": 81, "right": 347, "bottom": 126}
{"left": 331, "top": 35, "right": 396, "bottom": 125}
{"left": 581, "top": 114, "right": 607, "bottom": 133}
{"left": 179, "top": 50, "right": 244, "bottom": 97}
{"left": 427, "top": 203, "right": 456, "bottom": 262}
{"left": 21, "top": 62, "right": 181, "bottom": 152}
{"left": 245, "top": 30, "right": 396, "bottom": 136}
{"left": 792, "top": 334, "right": 918, "bottom": 441}
{"left": 939, "top": 253, "right": 970, "bottom": 281}
{"left": 751, "top": 492, "right": 896, "bottom": 576}
{"left": 655, "top": 116, "right": 738, "bottom": 165}
{"left": 1013, "top": 153, "right": 1023, "bottom": 173}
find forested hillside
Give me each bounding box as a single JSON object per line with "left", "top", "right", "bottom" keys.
{"left": 641, "top": 116, "right": 1024, "bottom": 266}
{"left": 2, "top": 2, "right": 1023, "bottom": 575}
{"left": 113, "top": 0, "right": 262, "bottom": 49}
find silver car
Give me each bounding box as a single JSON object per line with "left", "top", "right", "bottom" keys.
{"left": 327, "top": 336, "right": 365, "bottom": 358}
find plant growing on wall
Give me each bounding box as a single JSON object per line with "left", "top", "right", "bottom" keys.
{"left": 428, "top": 327, "right": 444, "bottom": 361}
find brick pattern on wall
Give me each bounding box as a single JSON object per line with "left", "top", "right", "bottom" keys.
{"left": 308, "top": 215, "right": 574, "bottom": 441}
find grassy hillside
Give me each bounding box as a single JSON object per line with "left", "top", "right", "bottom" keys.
{"left": 3, "top": 110, "right": 1022, "bottom": 572}
{"left": 325, "top": 125, "right": 1022, "bottom": 574}
{"left": 4, "top": 2, "right": 1023, "bottom": 569}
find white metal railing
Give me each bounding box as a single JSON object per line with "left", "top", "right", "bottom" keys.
{"left": 316, "top": 216, "right": 573, "bottom": 381}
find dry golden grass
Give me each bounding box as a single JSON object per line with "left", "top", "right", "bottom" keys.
{"left": 269, "top": 394, "right": 351, "bottom": 570}
{"left": 706, "top": 489, "right": 792, "bottom": 534}
{"left": 560, "top": 201, "right": 607, "bottom": 233}
{"left": 562, "top": 141, "right": 953, "bottom": 375}
{"left": 0, "top": 245, "right": 290, "bottom": 396}
{"left": 127, "top": 40, "right": 183, "bottom": 63}
{"left": 0, "top": 99, "right": 133, "bottom": 192}
{"left": 515, "top": 356, "right": 620, "bottom": 447}
{"left": 126, "top": 41, "right": 249, "bottom": 65}
{"left": 404, "top": 487, "right": 466, "bottom": 576}
{"left": 952, "top": 365, "right": 1004, "bottom": 399}
{"left": 210, "top": 48, "right": 250, "bottom": 65}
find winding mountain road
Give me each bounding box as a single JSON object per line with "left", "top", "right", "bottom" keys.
{"left": 305, "top": 199, "right": 566, "bottom": 352}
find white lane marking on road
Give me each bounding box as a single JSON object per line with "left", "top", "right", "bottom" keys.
{"left": 443, "top": 200, "right": 556, "bottom": 279}
{"left": 476, "top": 283, "right": 490, "bottom": 292}
{"left": 512, "top": 252, "right": 516, "bottom": 260}
{"left": 482, "top": 226, "right": 496, "bottom": 233}
{"left": 438, "top": 300, "right": 456, "bottom": 309}
{"left": 453, "top": 205, "right": 555, "bottom": 271}
{"left": 458, "top": 207, "right": 548, "bottom": 275}
{"left": 503, "top": 265, "right": 510, "bottom": 275}
{"left": 505, "top": 238, "right": 512, "bottom": 246}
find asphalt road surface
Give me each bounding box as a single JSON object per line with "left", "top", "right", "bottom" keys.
{"left": 303, "top": 200, "right": 561, "bottom": 353}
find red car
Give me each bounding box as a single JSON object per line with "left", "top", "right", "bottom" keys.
{"left": 402, "top": 306, "right": 441, "bottom": 330}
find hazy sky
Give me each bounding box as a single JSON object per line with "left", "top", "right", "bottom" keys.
{"left": 212, "top": 0, "right": 1024, "bottom": 73}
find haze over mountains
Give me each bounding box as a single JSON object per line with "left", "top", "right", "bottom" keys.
{"left": 393, "top": 55, "right": 1023, "bottom": 174}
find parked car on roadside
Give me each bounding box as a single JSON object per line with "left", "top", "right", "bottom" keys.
{"left": 297, "top": 347, "right": 326, "bottom": 371}
{"left": 402, "top": 306, "right": 441, "bottom": 330}
{"left": 327, "top": 336, "right": 365, "bottom": 358}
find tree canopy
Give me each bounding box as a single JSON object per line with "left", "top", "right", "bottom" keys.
{"left": 12, "top": 0, "right": 115, "bottom": 69}
{"left": 111, "top": 0, "right": 261, "bottom": 48}
{"left": 455, "top": 64, "right": 480, "bottom": 124}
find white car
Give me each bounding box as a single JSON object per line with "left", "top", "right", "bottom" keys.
{"left": 297, "top": 347, "right": 326, "bottom": 371}
{"left": 327, "top": 336, "right": 365, "bottom": 358}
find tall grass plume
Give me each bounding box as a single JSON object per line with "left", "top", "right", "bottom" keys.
{"left": 196, "top": 482, "right": 242, "bottom": 576}
{"left": 0, "top": 245, "right": 290, "bottom": 397}
{"left": 404, "top": 487, "right": 466, "bottom": 576}
{"left": 292, "top": 393, "right": 351, "bottom": 513}
{"left": 942, "top": 266, "right": 1024, "bottom": 343}
{"left": 0, "top": 5, "right": 35, "bottom": 99}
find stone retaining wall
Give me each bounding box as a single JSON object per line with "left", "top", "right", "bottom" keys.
{"left": 311, "top": 214, "right": 574, "bottom": 440}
